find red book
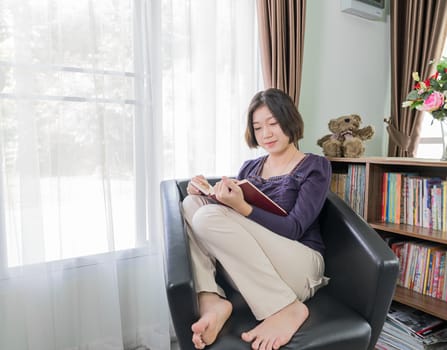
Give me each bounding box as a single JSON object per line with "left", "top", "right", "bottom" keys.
{"left": 191, "top": 179, "right": 288, "bottom": 216}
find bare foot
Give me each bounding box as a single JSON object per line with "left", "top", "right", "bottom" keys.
{"left": 241, "top": 300, "right": 309, "bottom": 350}
{"left": 191, "top": 292, "right": 233, "bottom": 349}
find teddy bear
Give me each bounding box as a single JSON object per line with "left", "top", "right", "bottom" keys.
{"left": 317, "top": 114, "right": 374, "bottom": 158}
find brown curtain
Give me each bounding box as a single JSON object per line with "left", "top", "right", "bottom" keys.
{"left": 387, "top": 0, "right": 447, "bottom": 157}
{"left": 257, "top": 0, "right": 306, "bottom": 106}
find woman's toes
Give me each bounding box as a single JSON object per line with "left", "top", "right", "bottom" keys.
{"left": 192, "top": 333, "right": 205, "bottom": 349}
{"left": 241, "top": 331, "right": 255, "bottom": 342}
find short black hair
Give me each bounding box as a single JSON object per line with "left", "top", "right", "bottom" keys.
{"left": 244, "top": 88, "right": 304, "bottom": 148}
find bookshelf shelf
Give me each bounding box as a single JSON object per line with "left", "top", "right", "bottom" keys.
{"left": 328, "top": 157, "right": 447, "bottom": 321}
{"left": 394, "top": 286, "right": 447, "bottom": 320}
{"left": 369, "top": 222, "right": 447, "bottom": 245}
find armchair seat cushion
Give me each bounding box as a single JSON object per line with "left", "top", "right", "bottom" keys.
{"left": 208, "top": 288, "right": 370, "bottom": 350}
{"left": 288, "top": 289, "right": 370, "bottom": 350}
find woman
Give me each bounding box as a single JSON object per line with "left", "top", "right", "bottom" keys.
{"left": 182, "top": 88, "right": 331, "bottom": 350}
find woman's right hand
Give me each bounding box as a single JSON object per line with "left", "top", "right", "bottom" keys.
{"left": 187, "top": 175, "right": 209, "bottom": 195}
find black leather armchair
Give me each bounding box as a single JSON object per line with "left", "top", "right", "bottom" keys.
{"left": 160, "top": 178, "right": 399, "bottom": 350}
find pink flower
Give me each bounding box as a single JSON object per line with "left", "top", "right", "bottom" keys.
{"left": 420, "top": 91, "right": 444, "bottom": 112}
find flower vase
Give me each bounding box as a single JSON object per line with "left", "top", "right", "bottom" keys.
{"left": 441, "top": 118, "right": 447, "bottom": 161}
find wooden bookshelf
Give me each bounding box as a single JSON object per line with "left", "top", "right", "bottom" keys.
{"left": 328, "top": 157, "right": 447, "bottom": 320}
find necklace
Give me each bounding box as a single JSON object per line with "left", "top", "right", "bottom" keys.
{"left": 265, "top": 150, "right": 298, "bottom": 177}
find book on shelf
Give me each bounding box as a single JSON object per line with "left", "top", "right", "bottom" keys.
{"left": 329, "top": 164, "right": 365, "bottom": 217}
{"left": 387, "top": 239, "right": 408, "bottom": 287}
{"left": 438, "top": 252, "right": 446, "bottom": 300}
{"left": 443, "top": 181, "right": 447, "bottom": 232}
{"left": 384, "top": 237, "right": 447, "bottom": 301}
{"left": 190, "top": 178, "right": 288, "bottom": 216}
{"left": 380, "top": 172, "right": 447, "bottom": 231}
{"left": 380, "top": 172, "right": 388, "bottom": 222}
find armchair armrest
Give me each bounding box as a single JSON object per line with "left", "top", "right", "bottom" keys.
{"left": 320, "top": 192, "right": 399, "bottom": 349}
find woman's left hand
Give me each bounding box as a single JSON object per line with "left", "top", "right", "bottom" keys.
{"left": 214, "top": 177, "right": 252, "bottom": 216}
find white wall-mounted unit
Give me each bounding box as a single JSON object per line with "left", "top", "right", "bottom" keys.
{"left": 341, "top": 0, "right": 385, "bottom": 21}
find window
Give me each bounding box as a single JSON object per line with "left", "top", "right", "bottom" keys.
{"left": 0, "top": 0, "right": 141, "bottom": 267}
{"left": 415, "top": 37, "right": 447, "bottom": 159}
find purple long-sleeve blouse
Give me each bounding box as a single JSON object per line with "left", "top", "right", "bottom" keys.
{"left": 237, "top": 153, "right": 331, "bottom": 255}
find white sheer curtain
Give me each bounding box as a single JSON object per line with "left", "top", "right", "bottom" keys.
{"left": 0, "top": 0, "right": 260, "bottom": 349}
{"left": 161, "top": 0, "right": 262, "bottom": 179}
{"left": 0, "top": 1, "right": 169, "bottom": 349}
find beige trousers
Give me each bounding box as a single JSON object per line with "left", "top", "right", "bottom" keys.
{"left": 182, "top": 195, "right": 328, "bottom": 320}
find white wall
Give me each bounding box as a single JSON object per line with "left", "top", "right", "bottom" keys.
{"left": 300, "top": 0, "right": 391, "bottom": 156}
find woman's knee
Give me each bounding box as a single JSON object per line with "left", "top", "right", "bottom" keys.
{"left": 182, "top": 195, "right": 207, "bottom": 222}
{"left": 191, "top": 204, "right": 228, "bottom": 238}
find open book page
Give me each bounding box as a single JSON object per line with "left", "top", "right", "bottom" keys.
{"left": 190, "top": 178, "right": 287, "bottom": 216}
{"left": 190, "top": 179, "right": 215, "bottom": 196}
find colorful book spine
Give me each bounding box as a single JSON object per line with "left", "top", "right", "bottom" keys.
{"left": 410, "top": 177, "right": 416, "bottom": 226}
{"left": 425, "top": 249, "right": 436, "bottom": 296}
{"left": 443, "top": 181, "right": 447, "bottom": 232}
{"left": 431, "top": 250, "right": 442, "bottom": 298}
{"left": 395, "top": 173, "right": 402, "bottom": 224}
{"left": 392, "top": 173, "right": 397, "bottom": 223}
{"left": 381, "top": 172, "right": 388, "bottom": 222}
{"left": 436, "top": 252, "right": 445, "bottom": 300}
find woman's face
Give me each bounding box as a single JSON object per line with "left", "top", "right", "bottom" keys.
{"left": 252, "top": 104, "right": 290, "bottom": 154}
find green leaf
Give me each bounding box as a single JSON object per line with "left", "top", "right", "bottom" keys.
{"left": 410, "top": 100, "right": 423, "bottom": 109}
{"left": 406, "top": 90, "right": 420, "bottom": 100}
{"left": 431, "top": 79, "right": 441, "bottom": 90}
{"left": 432, "top": 110, "right": 447, "bottom": 120}
{"left": 437, "top": 60, "right": 447, "bottom": 73}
